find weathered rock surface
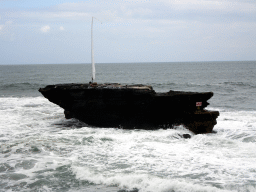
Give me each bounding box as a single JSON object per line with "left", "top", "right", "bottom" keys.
{"left": 39, "top": 83, "right": 219, "bottom": 134}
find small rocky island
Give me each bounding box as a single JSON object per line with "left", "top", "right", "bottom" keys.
{"left": 39, "top": 83, "right": 219, "bottom": 134}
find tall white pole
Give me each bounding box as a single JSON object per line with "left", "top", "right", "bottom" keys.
{"left": 91, "top": 17, "right": 95, "bottom": 82}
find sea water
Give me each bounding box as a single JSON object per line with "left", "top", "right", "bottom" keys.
{"left": 0, "top": 61, "right": 256, "bottom": 192}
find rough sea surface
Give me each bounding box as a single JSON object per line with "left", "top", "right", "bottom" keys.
{"left": 0, "top": 61, "right": 256, "bottom": 192}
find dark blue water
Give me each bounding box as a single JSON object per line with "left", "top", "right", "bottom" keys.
{"left": 0, "top": 61, "right": 256, "bottom": 192}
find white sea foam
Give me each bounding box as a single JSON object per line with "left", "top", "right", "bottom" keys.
{"left": 1, "top": 97, "right": 256, "bottom": 191}
{"left": 72, "top": 167, "right": 234, "bottom": 192}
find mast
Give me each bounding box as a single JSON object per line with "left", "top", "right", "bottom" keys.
{"left": 91, "top": 17, "right": 95, "bottom": 82}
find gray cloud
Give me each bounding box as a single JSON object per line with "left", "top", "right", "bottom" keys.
{"left": 0, "top": 0, "right": 255, "bottom": 64}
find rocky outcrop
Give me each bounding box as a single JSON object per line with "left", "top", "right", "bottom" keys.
{"left": 39, "top": 83, "right": 219, "bottom": 134}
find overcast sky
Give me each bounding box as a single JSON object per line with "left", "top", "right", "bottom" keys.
{"left": 0, "top": 0, "right": 256, "bottom": 64}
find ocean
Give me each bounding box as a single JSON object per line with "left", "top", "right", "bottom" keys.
{"left": 0, "top": 61, "right": 256, "bottom": 192}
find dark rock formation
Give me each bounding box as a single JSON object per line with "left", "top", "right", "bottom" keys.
{"left": 39, "top": 83, "right": 219, "bottom": 134}
{"left": 182, "top": 134, "right": 191, "bottom": 139}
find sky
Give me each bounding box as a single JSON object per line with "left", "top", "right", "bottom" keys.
{"left": 0, "top": 0, "right": 256, "bottom": 64}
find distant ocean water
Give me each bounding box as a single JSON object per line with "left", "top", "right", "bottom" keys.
{"left": 0, "top": 61, "right": 256, "bottom": 192}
